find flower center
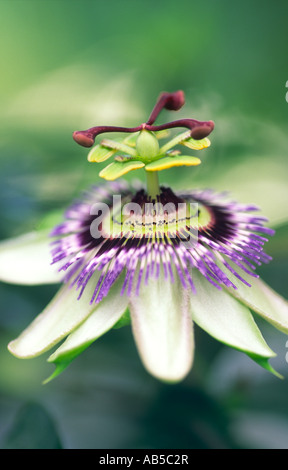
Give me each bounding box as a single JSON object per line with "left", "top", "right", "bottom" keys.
{"left": 93, "top": 187, "right": 212, "bottom": 243}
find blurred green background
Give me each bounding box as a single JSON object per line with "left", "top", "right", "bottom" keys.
{"left": 0, "top": 0, "right": 288, "bottom": 449}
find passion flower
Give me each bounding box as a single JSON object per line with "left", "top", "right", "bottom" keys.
{"left": 3, "top": 90, "right": 288, "bottom": 383}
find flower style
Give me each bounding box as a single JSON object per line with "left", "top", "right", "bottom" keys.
{"left": 2, "top": 90, "right": 288, "bottom": 383}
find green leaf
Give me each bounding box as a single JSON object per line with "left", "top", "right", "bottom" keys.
{"left": 43, "top": 351, "right": 86, "bottom": 384}
{"left": 0, "top": 231, "right": 62, "bottom": 285}
{"left": 189, "top": 271, "right": 279, "bottom": 375}
{"left": 247, "top": 353, "right": 283, "bottom": 379}
{"left": 145, "top": 155, "right": 201, "bottom": 172}
{"left": 99, "top": 160, "right": 145, "bottom": 180}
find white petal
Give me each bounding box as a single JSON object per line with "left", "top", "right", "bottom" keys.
{"left": 0, "top": 231, "right": 62, "bottom": 285}
{"left": 8, "top": 271, "right": 102, "bottom": 358}
{"left": 227, "top": 273, "right": 288, "bottom": 334}
{"left": 129, "top": 269, "right": 194, "bottom": 383}
{"left": 190, "top": 271, "right": 275, "bottom": 359}
{"left": 48, "top": 275, "right": 129, "bottom": 363}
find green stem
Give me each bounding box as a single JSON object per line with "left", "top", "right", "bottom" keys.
{"left": 146, "top": 171, "right": 160, "bottom": 199}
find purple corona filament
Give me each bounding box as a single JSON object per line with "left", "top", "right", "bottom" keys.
{"left": 50, "top": 183, "right": 275, "bottom": 305}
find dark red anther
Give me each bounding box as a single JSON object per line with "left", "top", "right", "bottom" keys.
{"left": 73, "top": 131, "right": 95, "bottom": 148}
{"left": 190, "top": 120, "right": 215, "bottom": 140}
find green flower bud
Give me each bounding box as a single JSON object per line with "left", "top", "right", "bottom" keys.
{"left": 136, "top": 130, "right": 160, "bottom": 159}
